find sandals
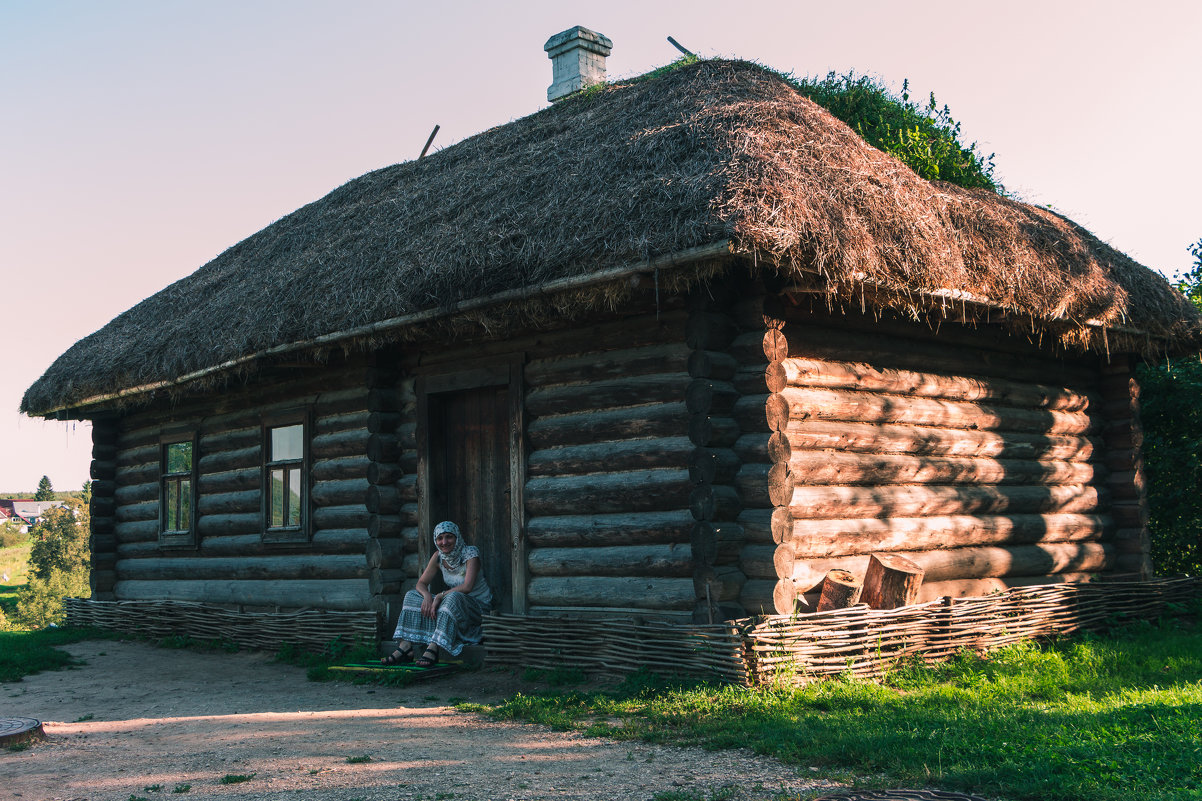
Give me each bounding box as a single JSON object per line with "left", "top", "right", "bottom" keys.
{"left": 416, "top": 646, "right": 439, "bottom": 669}
{"left": 380, "top": 645, "right": 413, "bottom": 666}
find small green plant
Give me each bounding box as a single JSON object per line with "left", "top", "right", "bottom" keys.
{"left": 127, "top": 796, "right": 149, "bottom": 801}
{"left": 143, "top": 785, "right": 163, "bottom": 792}
{"left": 345, "top": 754, "right": 372, "bottom": 763}
{"left": 7, "top": 740, "right": 31, "bottom": 752}
{"left": 171, "top": 785, "right": 191, "bottom": 794}
{"left": 218, "top": 773, "right": 255, "bottom": 785}
{"left": 73, "top": 713, "right": 94, "bottom": 722}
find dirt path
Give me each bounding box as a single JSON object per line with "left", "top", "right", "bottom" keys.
{"left": 3, "top": 640, "right": 840, "bottom": 801}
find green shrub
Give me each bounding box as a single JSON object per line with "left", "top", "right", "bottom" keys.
{"left": 14, "top": 505, "right": 90, "bottom": 628}
{"left": 792, "top": 72, "right": 1000, "bottom": 192}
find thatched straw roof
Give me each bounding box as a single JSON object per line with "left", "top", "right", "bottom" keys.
{"left": 23, "top": 59, "right": 1200, "bottom": 417}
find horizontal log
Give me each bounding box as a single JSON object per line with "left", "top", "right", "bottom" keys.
{"left": 737, "top": 507, "right": 794, "bottom": 544}
{"left": 694, "top": 564, "right": 745, "bottom": 601}
{"left": 369, "top": 568, "right": 407, "bottom": 596}
{"left": 397, "top": 474, "right": 418, "bottom": 503}
{"left": 112, "top": 579, "right": 372, "bottom": 611}
{"left": 91, "top": 496, "right": 117, "bottom": 518}
{"left": 787, "top": 513, "right": 1112, "bottom": 557}
{"left": 92, "top": 443, "right": 119, "bottom": 462}
{"left": 689, "top": 448, "right": 741, "bottom": 485}
{"left": 199, "top": 467, "right": 259, "bottom": 494}
{"left": 315, "top": 411, "right": 369, "bottom": 436}
{"left": 733, "top": 395, "right": 771, "bottom": 433}
{"left": 527, "top": 576, "right": 696, "bottom": 610}
{"left": 732, "top": 432, "right": 790, "bottom": 465}
{"left": 775, "top": 387, "right": 1097, "bottom": 435}
{"left": 115, "top": 554, "right": 367, "bottom": 581}
{"left": 789, "top": 484, "right": 1106, "bottom": 520}
{"left": 788, "top": 542, "right": 1115, "bottom": 593}
{"left": 367, "top": 538, "right": 408, "bottom": 569}
{"left": 115, "top": 500, "right": 157, "bottom": 523}
{"left": 399, "top": 502, "right": 419, "bottom": 528}
{"left": 199, "top": 426, "right": 258, "bottom": 454}
{"left": 738, "top": 579, "right": 778, "bottom": 615}
{"left": 114, "top": 519, "right": 159, "bottom": 544}
{"left": 688, "top": 350, "right": 739, "bottom": 381}
{"left": 685, "top": 380, "right": 739, "bottom": 416}
{"left": 367, "top": 411, "right": 401, "bottom": 435}
{"left": 92, "top": 424, "right": 120, "bottom": 446}
{"left": 780, "top": 357, "right": 1096, "bottom": 411}
{"left": 690, "top": 521, "right": 746, "bottom": 565}
{"left": 313, "top": 504, "right": 370, "bottom": 531}
{"left": 403, "top": 552, "right": 422, "bottom": 578}
{"left": 525, "top": 342, "right": 690, "bottom": 387}
{"left": 770, "top": 320, "right": 1100, "bottom": 386}
{"left": 526, "top": 510, "right": 694, "bottom": 547}
{"left": 199, "top": 445, "right": 260, "bottom": 474}
{"left": 197, "top": 489, "right": 260, "bottom": 516}
{"left": 90, "top": 460, "right": 116, "bottom": 481}
{"left": 366, "top": 461, "right": 404, "bottom": 487}
{"left": 366, "top": 435, "right": 399, "bottom": 463}
{"left": 397, "top": 421, "right": 418, "bottom": 449}
{"left": 527, "top": 545, "right": 693, "bottom": 577}
{"left": 311, "top": 428, "right": 369, "bottom": 460}
{"left": 312, "top": 455, "right": 370, "bottom": 482}
{"left": 527, "top": 437, "right": 694, "bottom": 477}
{"left": 525, "top": 470, "right": 692, "bottom": 516}
{"left": 732, "top": 462, "right": 794, "bottom": 508}
{"left": 787, "top": 450, "right": 1101, "bottom": 487}
{"left": 784, "top": 420, "right": 1099, "bottom": 462}
{"left": 313, "top": 386, "right": 369, "bottom": 416}
{"left": 197, "top": 512, "right": 261, "bottom": 537}
{"left": 689, "top": 484, "right": 741, "bottom": 521}
{"left": 688, "top": 415, "right": 741, "bottom": 448}
{"left": 916, "top": 572, "right": 1104, "bottom": 602}
{"left": 115, "top": 461, "right": 157, "bottom": 486}
{"left": 90, "top": 516, "right": 116, "bottom": 538}
{"left": 114, "top": 481, "right": 156, "bottom": 505}
{"left": 366, "top": 484, "right": 399, "bottom": 515}
{"left": 369, "top": 515, "right": 402, "bottom": 539}
{"left": 116, "top": 443, "right": 157, "bottom": 468}
{"left": 526, "top": 374, "right": 687, "bottom": 418}
{"left": 734, "top": 365, "right": 772, "bottom": 396}
{"left": 312, "top": 478, "right": 370, "bottom": 508}
{"left": 739, "top": 544, "right": 778, "bottom": 579}
{"left": 529, "top": 402, "right": 689, "bottom": 449}
{"left": 1110, "top": 502, "right": 1148, "bottom": 528}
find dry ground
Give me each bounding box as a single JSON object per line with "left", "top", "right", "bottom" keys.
{"left": 2, "top": 640, "right": 840, "bottom": 801}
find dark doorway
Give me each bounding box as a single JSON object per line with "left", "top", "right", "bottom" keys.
{"left": 426, "top": 384, "right": 513, "bottom": 613}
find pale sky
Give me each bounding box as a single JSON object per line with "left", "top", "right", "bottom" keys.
{"left": 2, "top": 0, "right": 1199, "bottom": 492}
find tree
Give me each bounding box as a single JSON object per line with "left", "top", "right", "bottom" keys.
{"left": 34, "top": 475, "right": 55, "bottom": 501}
{"left": 1139, "top": 238, "right": 1202, "bottom": 576}
{"left": 81, "top": 480, "right": 92, "bottom": 507}
{"left": 15, "top": 504, "right": 90, "bottom": 628}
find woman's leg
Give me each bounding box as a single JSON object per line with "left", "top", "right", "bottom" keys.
{"left": 422, "top": 592, "right": 484, "bottom": 658}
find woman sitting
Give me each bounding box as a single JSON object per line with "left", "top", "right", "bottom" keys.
{"left": 382, "top": 520, "right": 492, "bottom": 668}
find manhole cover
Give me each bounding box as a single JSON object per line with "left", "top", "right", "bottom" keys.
{"left": 813, "top": 792, "right": 989, "bottom": 801}
{"left": 0, "top": 717, "right": 45, "bottom": 746}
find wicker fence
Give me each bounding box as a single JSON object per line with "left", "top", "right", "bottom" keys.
{"left": 63, "top": 598, "right": 376, "bottom": 654}
{"left": 482, "top": 614, "right": 749, "bottom": 684}
{"left": 745, "top": 577, "right": 1202, "bottom": 686}
{"left": 63, "top": 577, "right": 1199, "bottom": 686}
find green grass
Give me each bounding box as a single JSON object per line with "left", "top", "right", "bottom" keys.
{"left": 472, "top": 612, "right": 1202, "bottom": 801}
{"left": 218, "top": 773, "right": 255, "bottom": 785}
{"left": 0, "top": 627, "right": 115, "bottom": 682}
{"left": 0, "top": 541, "right": 33, "bottom": 620}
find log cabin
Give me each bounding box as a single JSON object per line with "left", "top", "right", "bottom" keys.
{"left": 23, "top": 36, "right": 1201, "bottom": 636}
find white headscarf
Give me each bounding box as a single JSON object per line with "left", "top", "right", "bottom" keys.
{"left": 433, "top": 520, "right": 473, "bottom": 572}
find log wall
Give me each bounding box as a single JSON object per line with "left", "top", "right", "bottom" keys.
{"left": 522, "top": 310, "right": 697, "bottom": 620}
{"left": 749, "top": 301, "right": 1128, "bottom": 613}
{"left": 107, "top": 361, "right": 373, "bottom": 612}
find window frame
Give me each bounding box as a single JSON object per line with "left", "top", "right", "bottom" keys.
{"left": 158, "top": 432, "right": 198, "bottom": 548}
{"left": 261, "top": 410, "right": 312, "bottom": 543}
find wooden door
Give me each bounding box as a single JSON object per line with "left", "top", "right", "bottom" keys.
{"left": 426, "top": 384, "right": 513, "bottom": 612}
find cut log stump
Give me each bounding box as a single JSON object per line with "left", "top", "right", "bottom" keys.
{"left": 862, "top": 553, "right": 925, "bottom": 609}
{"left": 816, "top": 569, "right": 863, "bottom": 611}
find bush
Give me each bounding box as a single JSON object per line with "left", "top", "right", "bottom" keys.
{"left": 0, "top": 523, "right": 27, "bottom": 548}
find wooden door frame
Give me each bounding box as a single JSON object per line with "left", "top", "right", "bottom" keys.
{"left": 415, "top": 353, "right": 527, "bottom": 614}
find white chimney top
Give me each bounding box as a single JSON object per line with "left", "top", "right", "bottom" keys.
{"left": 544, "top": 26, "right": 613, "bottom": 102}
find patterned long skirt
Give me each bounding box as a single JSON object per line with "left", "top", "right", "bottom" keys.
{"left": 391, "top": 590, "right": 485, "bottom": 656}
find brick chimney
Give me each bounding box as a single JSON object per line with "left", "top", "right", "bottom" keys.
{"left": 544, "top": 26, "right": 613, "bottom": 102}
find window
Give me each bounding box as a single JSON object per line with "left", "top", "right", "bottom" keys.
{"left": 263, "top": 419, "right": 308, "bottom": 541}
{"left": 160, "top": 436, "right": 196, "bottom": 547}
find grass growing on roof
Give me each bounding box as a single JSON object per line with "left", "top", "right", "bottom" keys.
{"left": 470, "top": 608, "right": 1202, "bottom": 801}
